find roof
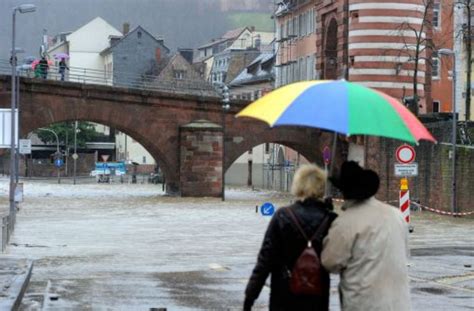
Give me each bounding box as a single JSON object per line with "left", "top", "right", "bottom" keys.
{"left": 229, "top": 52, "right": 275, "bottom": 87}
{"left": 197, "top": 37, "right": 229, "bottom": 50}
{"left": 222, "top": 27, "right": 248, "bottom": 39}
{"left": 197, "top": 27, "right": 249, "bottom": 50}
{"left": 67, "top": 17, "right": 121, "bottom": 41}
{"left": 100, "top": 25, "right": 170, "bottom": 56}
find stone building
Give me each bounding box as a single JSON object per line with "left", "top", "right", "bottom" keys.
{"left": 100, "top": 25, "right": 170, "bottom": 87}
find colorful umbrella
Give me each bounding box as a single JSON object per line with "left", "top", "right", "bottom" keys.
{"left": 236, "top": 80, "right": 436, "bottom": 144}
{"left": 31, "top": 59, "right": 54, "bottom": 69}
{"left": 53, "top": 52, "right": 69, "bottom": 60}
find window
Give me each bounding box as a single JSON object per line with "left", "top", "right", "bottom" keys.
{"left": 433, "top": 3, "right": 440, "bottom": 28}
{"left": 137, "top": 31, "right": 142, "bottom": 38}
{"left": 293, "top": 17, "right": 298, "bottom": 37}
{"left": 299, "top": 14, "right": 303, "bottom": 37}
{"left": 142, "top": 156, "right": 146, "bottom": 164}
{"left": 432, "top": 57, "right": 440, "bottom": 79}
{"left": 306, "top": 11, "right": 311, "bottom": 35}
{"left": 433, "top": 100, "right": 440, "bottom": 112}
{"left": 306, "top": 56, "right": 311, "bottom": 80}
{"left": 293, "top": 16, "right": 300, "bottom": 37}
{"left": 174, "top": 70, "right": 186, "bottom": 79}
{"left": 265, "top": 143, "right": 270, "bottom": 154}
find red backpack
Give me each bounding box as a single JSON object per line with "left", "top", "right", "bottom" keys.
{"left": 286, "top": 208, "right": 331, "bottom": 296}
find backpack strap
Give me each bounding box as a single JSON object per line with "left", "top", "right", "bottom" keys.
{"left": 286, "top": 207, "right": 331, "bottom": 248}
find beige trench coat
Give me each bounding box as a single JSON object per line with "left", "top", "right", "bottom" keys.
{"left": 321, "top": 197, "right": 411, "bottom": 311}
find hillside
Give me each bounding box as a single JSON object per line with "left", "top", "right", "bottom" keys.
{"left": 218, "top": 0, "right": 274, "bottom": 12}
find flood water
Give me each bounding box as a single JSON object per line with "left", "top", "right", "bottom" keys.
{"left": 1, "top": 178, "right": 472, "bottom": 310}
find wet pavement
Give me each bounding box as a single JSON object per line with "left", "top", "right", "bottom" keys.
{"left": 0, "top": 178, "right": 473, "bottom": 310}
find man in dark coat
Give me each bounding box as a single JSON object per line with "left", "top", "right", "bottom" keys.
{"left": 38, "top": 57, "right": 49, "bottom": 79}
{"left": 244, "top": 164, "right": 337, "bottom": 310}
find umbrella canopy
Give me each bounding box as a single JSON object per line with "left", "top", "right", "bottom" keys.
{"left": 31, "top": 59, "right": 54, "bottom": 69}
{"left": 236, "top": 80, "right": 436, "bottom": 144}
{"left": 53, "top": 52, "right": 69, "bottom": 60}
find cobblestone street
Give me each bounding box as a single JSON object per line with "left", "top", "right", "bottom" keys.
{"left": 1, "top": 179, "right": 473, "bottom": 310}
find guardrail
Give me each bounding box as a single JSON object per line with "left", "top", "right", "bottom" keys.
{"left": 0, "top": 59, "right": 218, "bottom": 96}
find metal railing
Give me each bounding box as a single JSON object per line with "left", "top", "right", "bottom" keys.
{"left": 0, "top": 59, "right": 218, "bottom": 97}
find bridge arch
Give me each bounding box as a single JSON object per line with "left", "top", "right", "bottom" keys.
{"left": 1, "top": 76, "right": 348, "bottom": 196}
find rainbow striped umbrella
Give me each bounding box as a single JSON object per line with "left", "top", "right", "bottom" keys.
{"left": 236, "top": 80, "right": 436, "bottom": 144}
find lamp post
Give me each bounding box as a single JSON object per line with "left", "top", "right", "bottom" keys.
{"left": 221, "top": 85, "right": 230, "bottom": 201}
{"left": 73, "top": 121, "right": 78, "bottom": 185}
{"left": 38, "top": 128, "right": 61, "bottom": 184}
{"left": 438, "top": 48, "right": 457, "bottom": 215}
{"left": 14, "top": 49, "right": 25, "bottom": 184}
{"left": 10, "top": 4, "right": 36, "bottom": 217}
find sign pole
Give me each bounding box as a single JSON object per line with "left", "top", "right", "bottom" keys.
{"left": 324, "top": 163, "right": 329, "bottom": 197}
{"left": 322, "top": 145, "right": 331, "bottom": 198}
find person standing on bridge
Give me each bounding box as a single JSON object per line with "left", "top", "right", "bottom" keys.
{"left": 58, "top": 58, "right": 69, "bottom": 81}
{"left": 38, "top": 56, "right": 49, "bottom": 79}
{"left": 321, "top": 161, "right": 411, "bottom": 311}
{"left": 244, "top": 164, "right": 336, "bottom": 310}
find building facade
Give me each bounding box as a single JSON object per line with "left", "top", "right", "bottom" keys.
{"left": 100, "top": 25, "right": 170, "bottom": 87}
{"left": 47, "top": 17, "right": 122, "bottom": 84}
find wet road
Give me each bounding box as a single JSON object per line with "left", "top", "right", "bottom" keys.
{"left": 2, "top": 179, "right": 473, "bottom": 310}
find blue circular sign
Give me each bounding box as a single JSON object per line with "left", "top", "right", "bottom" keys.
{"left": 260, "top": 202, "right": 275, "bottom": 216}
{"left": 54, "top": 158, "right": 63, "bottom": 168}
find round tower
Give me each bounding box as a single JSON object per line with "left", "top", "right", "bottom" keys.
{"left": 347, "top": 0, "right": 428, "bottom": 111}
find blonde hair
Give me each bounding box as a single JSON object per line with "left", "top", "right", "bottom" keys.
{"left": 291, "top": 164, "right": 326, "bottom": 200}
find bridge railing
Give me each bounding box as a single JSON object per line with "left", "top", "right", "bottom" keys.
{"left": 0, "top": 59, "right": 218, "bottom": 96}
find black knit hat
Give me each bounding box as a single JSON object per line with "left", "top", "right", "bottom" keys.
{"left": 330, "top": 161, "right": 380, "bottom": 201}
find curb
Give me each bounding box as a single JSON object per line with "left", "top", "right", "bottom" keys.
{"left": 0, "top": 257, "right": 34, "bottom": 311}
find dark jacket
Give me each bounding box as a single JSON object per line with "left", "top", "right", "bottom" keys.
{"left": 245, "top": 198, "right": 337, "bottom": 310}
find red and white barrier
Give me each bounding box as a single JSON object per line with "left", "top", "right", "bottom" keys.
{"left": 399, "top": 178, "right": 410, "bottom": 224}
{"left": 399, "top": 190, "right": 410, "bottom": 223}
{"left": 411, "top": 202, "right": 474, "bottom": 217}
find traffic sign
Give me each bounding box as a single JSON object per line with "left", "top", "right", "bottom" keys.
{"left": 394, "top": 163, "right": 418, "bottom": 177}
{"left": 55, "top": 158, "right": 64, "bottom": 168}
{"left": 19, "top": 139, "right": 31, "bottom": 154}
{"left": 72, "top": 153, "right": 79, "bottom": 160}
{"left": 260, "top": 202, "right": 275, "bottom": 216}
{"left": 395, "top": 145, "right": 416, "bottom": 164}
{"left": 323, "top": 146, "right": 331, "bottom": 165}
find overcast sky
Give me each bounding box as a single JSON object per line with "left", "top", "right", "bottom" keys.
{"left": 0, "top": 0, "right": 240, "bottom": 60}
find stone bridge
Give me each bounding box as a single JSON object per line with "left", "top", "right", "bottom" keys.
{"left": 0, "top": 75, "right": 345, "bottom": 197}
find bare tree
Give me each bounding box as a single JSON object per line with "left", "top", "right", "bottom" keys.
{"left": 455, "top": 0, "right": 472, "bottom": 120}
{"left": 396, "top": 0, "right": 452, "bottom": 115}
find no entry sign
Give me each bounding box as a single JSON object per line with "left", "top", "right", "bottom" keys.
{"left": 395, "top": 145, "right": 416, "bottom": 164}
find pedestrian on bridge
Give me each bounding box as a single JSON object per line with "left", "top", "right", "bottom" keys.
{"left": 38, "top": 56, "right": 49, "bottom": 79}
{"left": 321, "top": 161, "right": 411, "bottom": 311}
{"left": 58, "top": 58, "right": 69, "bottom": 81}
{"left": 244, "top": 164, "right": 337, "bottom": 311}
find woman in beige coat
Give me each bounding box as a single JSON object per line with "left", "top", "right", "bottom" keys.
{"left": 321, "top": 161, "right": 411, "bottom": 311}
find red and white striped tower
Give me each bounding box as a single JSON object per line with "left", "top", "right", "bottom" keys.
{"left": 347, "top": 0, "right": 427, "bottom": 109}
{"left": 399, "top": 177, "right": 410, "bottom": 224}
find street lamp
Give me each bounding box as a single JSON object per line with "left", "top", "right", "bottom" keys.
{"left": 10, "top": 4, "right": 36, "bottom": 217}
{"left": 73, "top": 121, "right": 78, "bottom": 185}
{"left": 221, "top": 85, "right": 230, "bottom": 201}
{"left": 38, "top": 128, "right": 61, "bottom": 184}
{"left": 438, "top": 48, "right": 457, "bottom": 215}
{"left": 13, "top": 48, "right": 25, "bottom": 184}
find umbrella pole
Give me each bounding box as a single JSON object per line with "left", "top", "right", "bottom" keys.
{"left": 326, "top": 132, "right": 338, "bottom": 198}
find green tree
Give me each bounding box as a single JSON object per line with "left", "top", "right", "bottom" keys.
{"left": 36, "top": 122, "right": 103, "bottom": 147}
